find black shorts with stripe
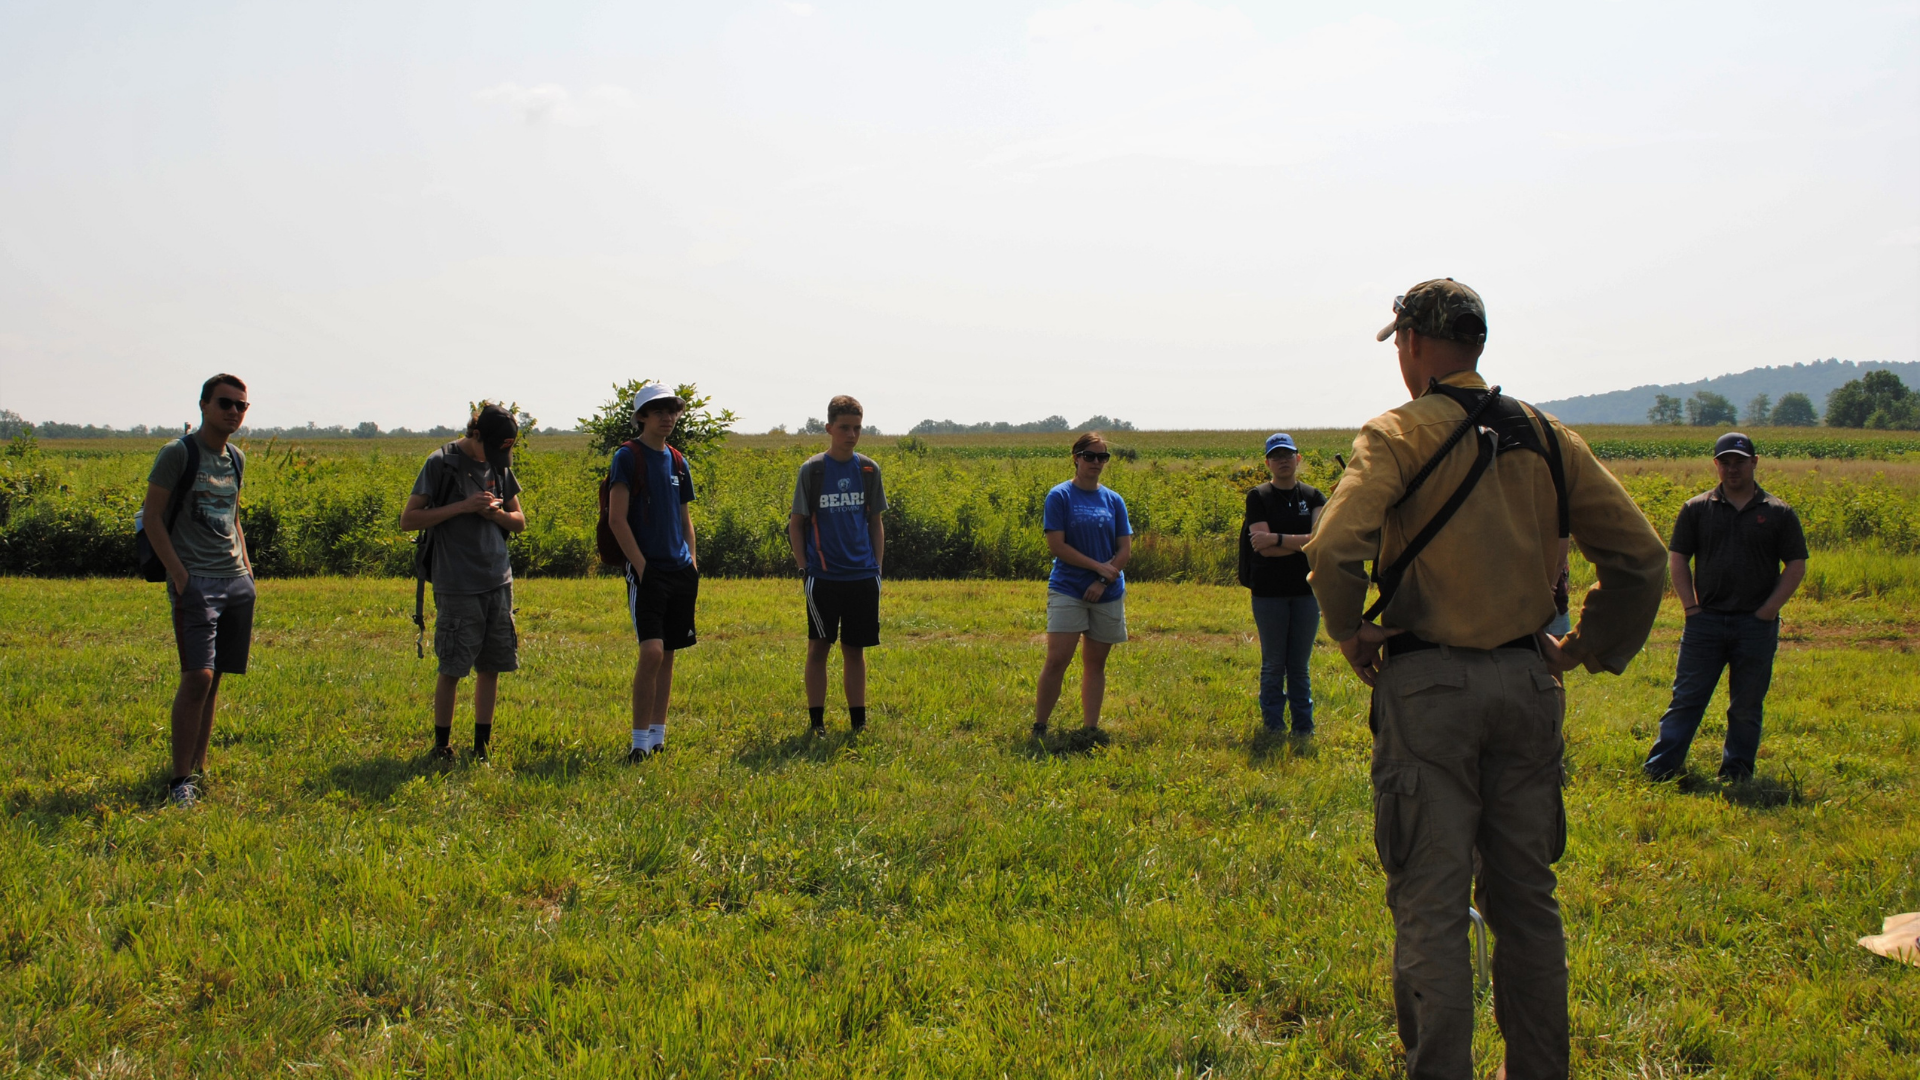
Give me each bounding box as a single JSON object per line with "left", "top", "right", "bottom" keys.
{"left": 804, "top": 576, "right": 879, "bottom": 647}
{"left": 628, "top": 563, "right": 699, "bottom": 648}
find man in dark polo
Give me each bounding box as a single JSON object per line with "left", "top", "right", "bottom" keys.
{"left": 1308, "top": 279, "right": 1667, "bottom": 1079}
{"left": 1643, "top": 433, "right": 1808, "bottom": 783}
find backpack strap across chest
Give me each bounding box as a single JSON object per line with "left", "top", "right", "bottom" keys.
{"left": 1363, "top": 383, "right": 1569, "bottom": 622}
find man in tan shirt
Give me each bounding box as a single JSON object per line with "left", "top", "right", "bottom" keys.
{"left": 1307, "top": 279, "right": 1666, "bottom": 1079}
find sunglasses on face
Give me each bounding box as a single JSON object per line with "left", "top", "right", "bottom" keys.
{"left": 211, "top": 396, "right": 249, "bottom": 413}
{"left": 1077, "top": 452, "right": 1111, "bottom": 463}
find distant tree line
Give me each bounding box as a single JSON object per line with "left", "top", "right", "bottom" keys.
{"left": 1646, "top": 371, "right": 1914, "bottom": 429}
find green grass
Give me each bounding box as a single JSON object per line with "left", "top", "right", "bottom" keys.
{"left": 2, "top": 577, "right": 1916, "bottom": 1078}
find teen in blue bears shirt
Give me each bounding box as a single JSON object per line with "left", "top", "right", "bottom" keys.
{"left": 1034, "top": 432, "right": 1133, "bottom": 741}
{"left": 788, "top": 396, "right": 887, "bottom": 735}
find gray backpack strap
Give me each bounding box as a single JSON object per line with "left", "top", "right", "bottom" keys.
{"left": 802, "top": 453, "right": 828, "bottom": 520}
{"left": 163, "top": 434, "right": 200, "bottom": 533}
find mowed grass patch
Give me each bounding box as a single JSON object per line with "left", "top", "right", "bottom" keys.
{"left": 0, "top": 578, "right": 1914, "bottom": 1078}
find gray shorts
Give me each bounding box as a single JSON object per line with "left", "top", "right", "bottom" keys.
{"left": 169, "top": 573, "right": 256, "bottom": 673}
{"left": 1046, "top": 590, "right": 1127, "bottom": 644}
{"left": 435, "top": 584, "right": 518, "bottom": 678}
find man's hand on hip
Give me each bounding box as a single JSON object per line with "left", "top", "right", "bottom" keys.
{"left": 1337, "top": 623, "right": 1399, "bottom": 687}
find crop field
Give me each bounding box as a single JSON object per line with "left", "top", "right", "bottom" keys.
{"left": 4, "top": 426, "right": 1917, "bottom": 583}
{"left": 3, "top": 570, "right": 1918, "bottom": 1078}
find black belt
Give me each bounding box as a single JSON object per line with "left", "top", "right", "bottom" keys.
{"left": 1385, "top": 632, "right": 1539, "bottom": 659}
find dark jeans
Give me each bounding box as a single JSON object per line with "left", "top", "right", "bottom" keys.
{"left": 1251, "top": 593, "right": 1319, "bottom": 733}
{"left": 1644, "top": 610, "right": 1779, "bottom": 780}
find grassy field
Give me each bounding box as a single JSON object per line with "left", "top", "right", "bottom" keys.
{"left": 2, "top": 575, "right": 1916, "bottom": 1078}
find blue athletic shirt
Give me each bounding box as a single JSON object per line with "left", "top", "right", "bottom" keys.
{"left": 790, "top": 454, "right": 888, "bottom": 581}
{"left": 609, "top": 442, "right": 695, "bottom": 568}
{"left": 1043, "top": 481, "right": 1131, "bottom": 602}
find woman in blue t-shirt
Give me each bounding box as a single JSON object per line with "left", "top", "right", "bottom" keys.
{"left": 1034, "top": 432, "right": 1133, "bottom": 740}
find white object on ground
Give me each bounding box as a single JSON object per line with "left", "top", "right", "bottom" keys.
{"left": 1858, "top": 912, "right": 1920, "bottom": 966}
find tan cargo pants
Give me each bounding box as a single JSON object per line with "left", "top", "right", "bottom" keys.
{"left": 1372, "top": 643, "right": 1569, "bottom": 1080}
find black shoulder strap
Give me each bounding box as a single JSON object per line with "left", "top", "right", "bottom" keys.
{"left": 162, "top": 434, "right": 200, "bottom": 532}
{"left": 1364, "top": 426, "right": 1496, "bottom": 622}
{"left": 1362, "top": 385, "right": 1504, "bottom": 622}
{"left": 1520, "top": 402, "right": 1569, "bottom": 537}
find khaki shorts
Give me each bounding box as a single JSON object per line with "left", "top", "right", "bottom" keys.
{"left": 1046, "top": 590, "right": 1127, "bottom": 644}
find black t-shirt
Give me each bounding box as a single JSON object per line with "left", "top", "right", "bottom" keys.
{"left": 1241, "top": 482, "right": 1325, "bottom": 597}
{"left": 1669, "top": 485, "right": 1808, "bottom": 614}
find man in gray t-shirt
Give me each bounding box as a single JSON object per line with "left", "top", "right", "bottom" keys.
{"left": 140, "top": 374, "right": 256, "bottom": 809}
{"left": 400, "top": 404, "right": 527, "bottom": 761}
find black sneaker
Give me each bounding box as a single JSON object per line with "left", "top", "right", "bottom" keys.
{"left": 471, "top": 746, "right": 490, "bottom": 763}
{"left": 1031, "top": 722, "right": 1048, "bottom": 739}
{"left": 429, "top": 745, "right": 455, "bottom": 763}
{"left": 626, "top": 745, "right": 652, "bottom": 764}
{"left": 809, "top": 721, "right": 827, "bottom": 736}
{"left": 850, "top": 718, "right": 866, "bottom": 733}
{"left": 167, "top": 777, "right": 200, "bottom": 808}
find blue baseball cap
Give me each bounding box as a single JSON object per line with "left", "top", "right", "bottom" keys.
{"left": 1264, "top": 433, "right": 1298, "bottom": 456}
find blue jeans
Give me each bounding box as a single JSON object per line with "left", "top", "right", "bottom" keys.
{"left": 1251, "top": 594, "right": 1319, "bottom": 733}
{"left": 1644, "top": 611, "right": 1779, "bottom": 780}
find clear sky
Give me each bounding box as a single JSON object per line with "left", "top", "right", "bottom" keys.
{"left": 3, "top": 0, "right": 1916, "bottom": 432}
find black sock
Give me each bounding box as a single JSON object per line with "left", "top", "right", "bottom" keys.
{"left": 473, "top": 723, "right": 492, "bottom": 754}
{"left": 434, "top": 725, "right": 451, "bottom": 750}
{"left": 849, "top": 706, "right": 867, "bottom": 730}
{"left": 809, "top": 706, "right": 825, "bottom": 727}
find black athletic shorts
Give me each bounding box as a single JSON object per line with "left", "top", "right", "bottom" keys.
{"left": 627, "top": 563, "right": 699, "bottom": 648}
{"left": 804, "top": 576, "right": 879, "bottom": 648}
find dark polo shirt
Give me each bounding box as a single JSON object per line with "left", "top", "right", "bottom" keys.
{"left": 1669, "top": 485, "right": 1808, "bottom": 614}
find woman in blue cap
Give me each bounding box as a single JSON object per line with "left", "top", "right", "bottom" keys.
{"left": 1239, "top": 433, "right": 1325, "bottom": 735}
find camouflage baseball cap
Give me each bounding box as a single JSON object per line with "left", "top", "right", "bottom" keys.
{"left": 1375, "top": 278, "right": 1488, "bottom": 344}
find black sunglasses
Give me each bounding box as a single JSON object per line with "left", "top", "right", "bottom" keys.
{"left": 211, "top": 396, "right": 249, "bottom": 413}
{"left": 1077, "top": 451, "right": 1111, "bottom": 463}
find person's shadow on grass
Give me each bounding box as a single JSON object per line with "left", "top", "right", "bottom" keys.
{"left": 317, "top": 752, "right": 450, "bottom": 803}
{"left": 8, "top": 773, "right": 168, "bottom": 827}
{"left": 734, "top": 729, "right": 861, "bottom": 771}
{"left": 1671, "top": 768, "right": 1807, "bottom": 809}
{"left": 1014, "top": 726, "right": 1112, "bottom": 759}
{"left": 1247, "top": 727, "right": 1319, "bottom": 767}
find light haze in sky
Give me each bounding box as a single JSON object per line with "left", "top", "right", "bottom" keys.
{"left": 3, "top": 0, "right": 1916, "bottom": 433}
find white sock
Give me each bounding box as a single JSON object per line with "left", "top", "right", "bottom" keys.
{"left": 648, "top": 724, "right": 666, "bottom": 750}
{"left": 631, "top": 729, "right": 648, "bottom": 750}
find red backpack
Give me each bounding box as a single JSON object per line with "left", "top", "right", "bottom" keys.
{"left": 596, "top": 440, "right": 687, "bottom": 566}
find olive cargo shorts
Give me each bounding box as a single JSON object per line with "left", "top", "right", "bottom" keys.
{"left": 1372, "top": 644, "right": 1569, "bottom": 1080}
{"left": 433, "top": 584, "right": 519, "bottom": 679}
